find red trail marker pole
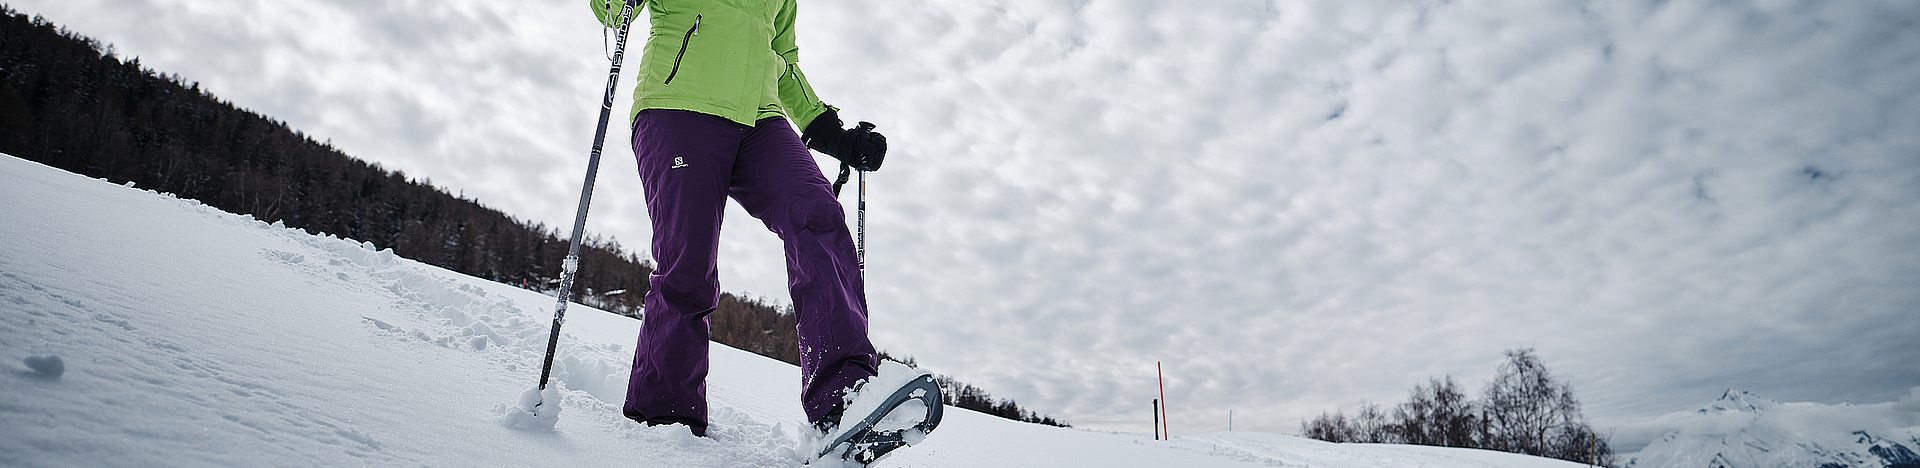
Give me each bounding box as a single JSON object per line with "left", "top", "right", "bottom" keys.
{"left": 1158, "top": 361, "right": 1169, "bottom": 439}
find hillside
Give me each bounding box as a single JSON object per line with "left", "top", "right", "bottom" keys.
{"left": 0, "top": 153, "right": 1599, "bottom": 467}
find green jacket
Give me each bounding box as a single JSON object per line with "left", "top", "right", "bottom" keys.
{"left": 591, "top": 0, "right": 831, "bottom": 130}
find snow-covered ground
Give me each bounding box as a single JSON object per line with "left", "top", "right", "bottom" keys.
{"left": 0, "top": 152, "right": 1588, "bottom": 467}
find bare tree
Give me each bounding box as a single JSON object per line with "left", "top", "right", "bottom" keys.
{"left": 1550, "top": 421, "right": 1617, "bottom": 466}
{"left": 1481, "top": 348, "right": 1582, "bottom": 457}
{"left": 1300, "top": 348, "right": 1615, "bottom": 466}
{"left": 1353, "top": 401, "right": 1396, "bottom": 443}
{"left": 1301, "top": 410, "right": 1358, "bottom": 443}
{"left": 1393, "top": 376, "right": 1478, "bottom": 448}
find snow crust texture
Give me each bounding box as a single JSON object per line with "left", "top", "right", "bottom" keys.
{"left": 0, "top": 153, "right": 1590, "bottom": 467}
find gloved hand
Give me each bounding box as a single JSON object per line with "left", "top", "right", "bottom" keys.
{"left": 803, "top": 108, "right": 887, "bottom": 172}
{"left": 590, "top": 0, "right": 636, "bottom": 29}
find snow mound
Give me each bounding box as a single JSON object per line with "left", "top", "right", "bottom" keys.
{"left": 499, "top": 384, "right": 565, "bottom": 430}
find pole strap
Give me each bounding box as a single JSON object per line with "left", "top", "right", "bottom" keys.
{"left": 832, "top": 162, "right": 852, "bottom": 196}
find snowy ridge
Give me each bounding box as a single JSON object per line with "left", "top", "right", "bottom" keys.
{"left": 1626, "top": 390, "right": 1920, "bottom": 468}
{"left": 0, "top": 152, "right": 1588, "bottom": 467}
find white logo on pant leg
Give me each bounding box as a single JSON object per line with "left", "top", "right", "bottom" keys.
{"left": 670, "top": 156, "right": 690, "bottom": 169}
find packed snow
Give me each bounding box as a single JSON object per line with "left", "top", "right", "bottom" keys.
{"left": 0, "top": 151, "right": 1589, "bottom": 467}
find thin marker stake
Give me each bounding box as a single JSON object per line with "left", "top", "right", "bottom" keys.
{"left": 1158, "top": 362, "right": 1169, "bottom": 439}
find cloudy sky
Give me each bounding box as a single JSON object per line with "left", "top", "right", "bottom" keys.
{"left": 16, "top": 0, "right": 1917, "bottom": 453}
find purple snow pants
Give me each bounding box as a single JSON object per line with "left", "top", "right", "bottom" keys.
{"left": 622, "top": 109, "right": 878, "bottom": 433}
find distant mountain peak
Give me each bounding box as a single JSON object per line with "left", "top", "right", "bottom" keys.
{"left": 1855, "top": 432, "right": 1920, "bottom": 468}
{"left": 1699, "top": 389, "right": 1779, "bottom": 415}
{"left": 1629, "top": 391, "right": 1920, "bottom": 468}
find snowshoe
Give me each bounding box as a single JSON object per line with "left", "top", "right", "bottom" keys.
{"left": 810, "top": 361, "right": 944, "bottom": 466}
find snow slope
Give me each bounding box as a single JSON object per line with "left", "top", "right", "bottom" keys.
{"left": 0, "top": 152, "right": 1588, "bottom": 467}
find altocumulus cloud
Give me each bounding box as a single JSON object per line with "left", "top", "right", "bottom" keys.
{"left": 796, "top": 0, "right": 1920, "bottom": 443}
{"left": 17, "top": 0, "right": 1918, "bottom": 451}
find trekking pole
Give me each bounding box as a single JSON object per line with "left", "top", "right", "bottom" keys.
{"left": 535, "top": 0, "right": 639, "bottom": 406}
{"left": 856, "top": 133, "right": 870, "bottom": 278}
{"left": 831, "top": 121, "right": 877, "bottom": 278}
{"left": 858, "top": 167, "right": 866, "bottom": 276}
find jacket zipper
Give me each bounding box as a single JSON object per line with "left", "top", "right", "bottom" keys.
{"left": 663, "top": 14, "right": 700, "bottom": 85}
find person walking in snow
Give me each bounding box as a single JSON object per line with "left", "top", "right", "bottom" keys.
{"left": 588, "top": 0, "right": 887, "bottom": 438}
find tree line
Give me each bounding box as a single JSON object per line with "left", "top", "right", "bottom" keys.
{"left": 723, "top": 294, "right": 1069, "bottom": 427}
{"left": 0, "top": 6, "right": 649, "bottom": 315}
{"left": 0, "top": 6, "right": 1065, "bottom": 428}
{"left": 881, "top": 353, "right": 1070, "bottom": 427}
{"left": 936, "top": 373, "right": 1070, "bottom": 427}
{"left": 1300, "top": 348, "right": 1617, "bottom": 466}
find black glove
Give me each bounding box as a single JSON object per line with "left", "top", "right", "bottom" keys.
{"left": 802, "top": 108, "right": 886, "bottom": 172}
